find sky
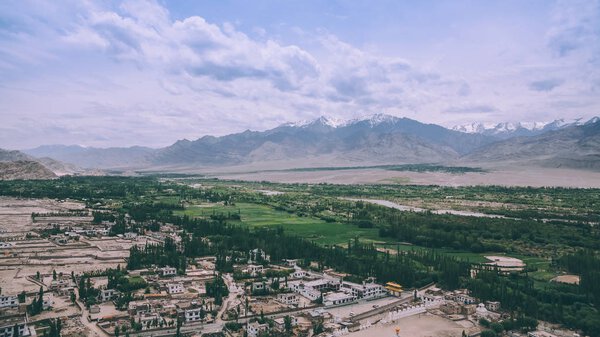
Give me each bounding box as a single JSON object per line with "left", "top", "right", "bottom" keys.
{"left": 0, "top": 0, "right": 599, "bottom": 149}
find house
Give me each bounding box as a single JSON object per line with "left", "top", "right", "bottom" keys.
{"left": 159, "top": 266, "right": 177, "bottom": 277}
{"left": 339, "top": 279, "right": 386, "bottom": 299}
{"left": 485, "top": 301, "right": 500, "bottom": 312}
{"left": 184, "top": 307, "right": 204, "bottom": 322}
{"left": 0, "top": 242, "right": 12, "bottom": 249}
{"left": 0, "top": 295, "right": 18, "bottom": 309}
{"left": 56, "top": 287, "right": 75, "bottom": 297}
{"left": 420, "top": 288, "right": 445, "bottom": 305}
{"left": 49, "top": 279, "right": 74, "bottom": 291}
{"left": 287, "top": 281, "right": 322, "bottom": 301}
{"left": 139, "top": 313, "right": 160, "bottom": 327}
{"left": 124, "top": 232, "right": 138, "bottom": 240}
{"left": 291, "top": 268, "right": 307, "bottom": 279}
{"left": 128, "top": 301, "right": 152, "bottom": 316}
{"left": 439, "top": 301, "right": 462, "bottom": 315}
{"left": 167, "top": 283, "right": 185, "bottom": 294}
{"left": 0, "top": 314, "right": 33, "bottom": 337}
{"left": 284, "top": 259, "right": 298, "bottom": 267}
{"left": 247, "top": 321, "right": 269, "bottom": 337}
{"left": 98, "top": 289, "right": 119, "bottom": 302}
{"left": 248, "top": 248, "right": 270, "bottom": 263}
{"left": 94, "top": 228, "right": 110, "bottom": 236}
{"left": 324, "top": 292, "right": 355, "bottom": 306}
{"left": 40, "top": 295, "right": 54, "bottom": 310}
{"left": 251, "top": 282, "right": 268, "bottom": 293}
{"left": 453, "top": 291, "right": 476, "bottom": 305}
{"left": 247, "top": 264, "right": 264, "bottom": 277}
{"left": 276, "top": 293, "right": 299, "bottom": 306}
{"left": 274, "top": 316, "right": 297, "bottom": 331}
{"left": 361, "top": 282, "right": 387, "bottom": 299}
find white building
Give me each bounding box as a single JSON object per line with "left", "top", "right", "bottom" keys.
{"left": 324, "top": 292, "right": 356, "bottom": 306}
{"left": 124, "top": 232, "right": 138, "bottom": 240}
{"left": 287, "top": 281, "right": 321, "bottom": 301}
{"left": 274, "top": 316, "right": 297, "bottom": 331}
{"left": 167, "top": 283, "right": 185, "bottom": 294}
{"left": 284, "top": 259, "right": 298, "bottom": 267}
{"left": 0, "top": 315, "right": 33, "bottom": 337}
{"left": 291, "top": 267, "right": 307, "bottom": 279}
{"left": 159, "top": 266, "right": 177, "bottom": 277}
{"left": 340, "top": 280, "right": 386, "bottom": 299}
{"left": 454, "top": 292, "right": 476, "bottom": 304}
{"left": 247, "top": 322, "right": 269, "bottom": 337}
{"left": 49, "top": 279, "right": 74, "bottom": 291}
{"left": 0, "top": 295, "right": 18, "bottom": 309}
{"left": 185, "top": 307, "right": 204, "bottom": 322}
{"left": 485, "top": 301, "right": 500, "bottom": 312}
{"left": 0, "top": 242, "right": 13, "bottom": 249}
{"left": 248, "top": 248, "right": 270, "bottom": 263}
{"left": 247, "top": 264, "right": 264, "bottom": 277}
{"left": 276, "top": 293, "right": 299, "bottom": 306}
{"left": 43, "top": 296, "right": 54, "bottom": 310}
{"left": 98, "top": 289, "right": 119, "bottom": 302}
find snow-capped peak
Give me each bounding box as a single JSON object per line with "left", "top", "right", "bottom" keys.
{"left": 585, "top": 116, "right": 600, "bottom": 125}
{"left": 452, "top": 117, "right": 597, "bottom": 136}
{"left": 282, "top": 114, "right": 400, "bottom": 129}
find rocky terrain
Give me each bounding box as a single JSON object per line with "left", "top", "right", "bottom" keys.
{"left": 0, "top": 160, "right": 56, "bottom": 180}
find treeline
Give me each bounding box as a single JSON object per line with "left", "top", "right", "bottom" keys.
{"left": 469, "top": 268, "right": 600, "bottom": 336}
{"left": 128, "top": 214, "right": 470, "bottom": 290}
{"left": 557, "top": 250, "right": 600, "bottom": 306}
{"left": 127, "top": 237, "right": 187, "bottom": 273}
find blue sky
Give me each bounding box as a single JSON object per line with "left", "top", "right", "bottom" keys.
{"left": 0, "top": 0, "right": 599, "bottom": 148}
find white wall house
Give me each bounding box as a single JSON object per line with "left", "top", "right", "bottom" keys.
{"left": 276, "top": 293, "right": 299, "bottom": 306}
{"left": 0, "top": 295, "right": 18, "bottom": 309}
{"left": 167, "top": 283, "right": 185, "bottom": 294}
{"left": 159, "top": 266, "right": 177, "bottom": 277}
{"left": 185, "top": 307, "right": 204, "bottom": 322}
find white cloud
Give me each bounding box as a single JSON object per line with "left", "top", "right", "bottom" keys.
{"left": 0, "top": 0, "right": 599, "bottom": 149}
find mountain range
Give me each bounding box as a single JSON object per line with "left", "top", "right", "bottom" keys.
{"left": 3, "top": 114, "right": 598, "bottom": 176}
{"left": 452, "top": 117, "right": 599, "bottom": 139}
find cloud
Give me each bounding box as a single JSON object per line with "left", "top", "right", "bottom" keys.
{"left": 529, "top": 78, "right": 565, "bottom": 92}
{"left": 546, "top": 0, "right": 600, "bottom": 57}
{"left": 62, "top": 5, "right": 321, "bottom": 93}
{"left": 444, "top": 104, "right": 497, "bottom": 114}
{"left": 1, "top": 0, "right": 600, "bottom": 148}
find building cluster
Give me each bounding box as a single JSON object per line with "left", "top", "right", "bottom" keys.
{"left": 419, "top": 287, "right": 502, "bottom": 322}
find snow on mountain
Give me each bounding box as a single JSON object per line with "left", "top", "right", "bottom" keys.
{"left": 281, "top": 116, "right": 349, "bottom": 128}
{"left": 452, "top": 117, "right": 597, "bottom": 138}
{"left": 281, "top": 113, "right": 402, "bottom": 129}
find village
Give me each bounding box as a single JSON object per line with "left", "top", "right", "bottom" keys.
{"left": 0, "top": 197, "right": 583, "bottom": 337}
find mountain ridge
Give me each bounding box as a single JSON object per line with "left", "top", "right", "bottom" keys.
{"left": 17, "top": 114, "right": 600, "bottom": 172}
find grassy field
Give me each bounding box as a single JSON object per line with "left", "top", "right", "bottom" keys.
{"left": 175, "top": 202, "right": 387, "bottom": 245}
{"left": 175, "top": 201, "right": 553, "bottom": 267}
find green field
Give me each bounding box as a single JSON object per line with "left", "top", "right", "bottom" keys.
{"left": 175, "top": 202, "right": 387, "bottom": 245}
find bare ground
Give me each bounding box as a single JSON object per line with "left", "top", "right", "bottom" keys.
{"left": 211, "top": 167, "right": 600, "bottom": 188}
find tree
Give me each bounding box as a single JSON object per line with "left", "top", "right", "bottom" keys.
{"left": 284, "top": 315, "right": 293, "bottom": 333}
{"left": 13, "top": 324, "right": 20, "bottom": 337}
{"left": 70, "top": 292, "right": 76, "bottom": 303}
{"left": 490, "top": 322, "right": 503, "bottom": 334}
{"left": 18, "top": 291, "right": 26, "bottom": 303}
{"left": 480, "top": 330, "right": 497, "bottom": 337}
{"left": 53, "top": 270, "right": 57, "bottom": 280}
{"left": 175, "top": 318, "right": 182, "bottom": 337}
